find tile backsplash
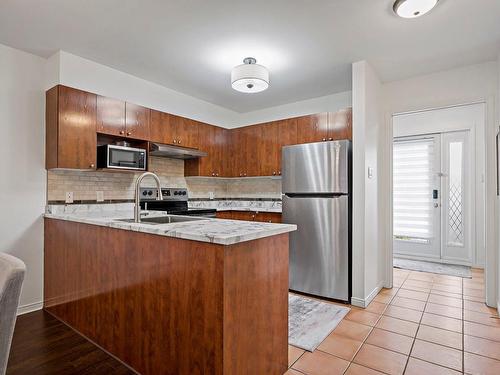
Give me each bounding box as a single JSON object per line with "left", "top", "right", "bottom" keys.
{"left": 47, "top": 157, "right": 282, "bottom": 202}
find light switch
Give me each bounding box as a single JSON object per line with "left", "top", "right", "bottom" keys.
{"left": 96, "top": 191, "right": 104, "bottom": 202}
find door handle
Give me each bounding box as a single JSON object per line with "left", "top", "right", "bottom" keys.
{"left": 433, "top": 189, "right": 439, "bottom": 199}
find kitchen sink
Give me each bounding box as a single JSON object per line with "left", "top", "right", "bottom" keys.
{"left": 116, "top": 215, "right": 208, "bottom": 225}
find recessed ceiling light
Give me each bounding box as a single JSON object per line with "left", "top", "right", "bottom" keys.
{"left": 231, "top": 57, "right": 269, "bottom": 93}
{"left": 393, "top": 0, "right": 439, "bottom": 18}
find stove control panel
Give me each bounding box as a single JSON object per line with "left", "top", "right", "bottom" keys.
{"left": 140, "top": 187, "right": 188, "bottom": 201}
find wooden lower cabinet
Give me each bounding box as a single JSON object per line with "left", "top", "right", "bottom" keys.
{"left": 44, "top": 218, "right": 288, "bottom": 375}
{"left": 217, "top": 211, "right": 282, "bottom": 223}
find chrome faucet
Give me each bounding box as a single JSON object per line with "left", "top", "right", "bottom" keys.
{"left": 134, "top": 172, "right": 163, "bottom": 223}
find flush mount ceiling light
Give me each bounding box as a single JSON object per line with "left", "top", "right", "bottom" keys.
{"left": 393, "top": 0, "right": 439, "bottom": 18}
{"left": 231, "top": 57, "right": 269, "bottom": 93}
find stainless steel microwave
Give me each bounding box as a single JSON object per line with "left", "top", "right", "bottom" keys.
{"left": 97, "top": 144, "right": 146, "bottom": 170}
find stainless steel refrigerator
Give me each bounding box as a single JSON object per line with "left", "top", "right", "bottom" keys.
{"left": 282, "top": 140, "right": 351, "bottom": 302}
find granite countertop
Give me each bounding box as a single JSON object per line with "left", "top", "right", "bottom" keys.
{"left": 44, "top": 203, "right": 295, "bottom": 245}
{"left": 188, "top": 199, "right": 282, "bottom": 213}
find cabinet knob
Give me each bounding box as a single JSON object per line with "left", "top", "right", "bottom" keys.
{"left": 244, "top": 173, "right": 247, "bottom": 177}
{"left": 178, "top": 140, "right": 181, "bottom": 144}
{"left": 278, "top": 171, "right": 281, "bottom": 175}
{"left": 328, "top": 137, "right": 333, "bottom": 141}
{"left": 215, "top": 173, "right": 219, "bottom": 177}
{"left": 119, "top": 130, "right": 124, "bottom": 135}
{"left": 322, "top": 138, "right": 327, "bottom": 141}
{"left": 89, "top": 163, "right": 95, "bottom": 168}
{"left": 272, "top": 171, "right": 276, "bottom": 176}
{"left": 173, "top": 139, "right": 177, "bottom": 144}
{"left": 268, "top": 220, "right": 272, "bottom": 223}
{"left": 126, "top": 132, "right": 131, "bottom": 136}
{"left": 212, "top": 173, "right": 215, "bottom": 176}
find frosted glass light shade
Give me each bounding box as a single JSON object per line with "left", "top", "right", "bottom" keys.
{"left": 231, "top": 60, "right": 269, "bottom": 93}
{"left": 393, "top": 0, "right": 438, "bottom": 18}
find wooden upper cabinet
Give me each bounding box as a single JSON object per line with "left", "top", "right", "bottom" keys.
{"left": 277, "top": 118, "right": 298, "bottom": 175}
{"left": 96, "top": 96, "right": 126, "bottom": 137}
{"left": 328, "top": 108, "right": 352, "bottom": 141}
{"left": 296, "top": 113, "right": 329, "bottom": 144}
{"left": 175, "top": 117, "right": 199, "bottom": 149}
{"left": 46, "top": 85, "right": 97, "bottom": 170}
{"left": 232, "top": 125, "right": 261, "bottom": 177}
{"left": 259, "top": 122, "right": 279, "bottom": 177}
{"left": 150, "top": 109, "right": 173, "bottom": 144}
{"left": 125, "top": 103, "right": 150, "bottom": 140}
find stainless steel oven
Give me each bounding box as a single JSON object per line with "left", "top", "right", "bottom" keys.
{"left": 97, "top": 144, "right": 146, "bottom": 170}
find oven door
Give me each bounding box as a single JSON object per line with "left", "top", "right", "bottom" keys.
{"left": 107, "top": 145, "right": 146, "bottom": 170}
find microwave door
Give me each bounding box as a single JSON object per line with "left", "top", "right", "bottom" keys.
{"left": 107, "top": 146, "right": 146, "bottom": 170}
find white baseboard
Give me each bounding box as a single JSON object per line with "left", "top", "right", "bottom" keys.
{"left": 351, "top": 282, "right": 384, "bottom": 308}
{"left": 17, "top": 301, "right": 43, "bottom": 316}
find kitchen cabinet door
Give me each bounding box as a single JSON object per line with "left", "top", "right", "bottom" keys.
{"left": 327, "top": 108, "right": 352, "bottom": 141}
{"left": 259, "top": 122, "right": 279, "bottom": 176}
{"left": 277, "top": 118, "right": 298, "bottom": 175}
{"left": 244, "top": 125, "right": 262, "bottom": 177}
{"left": 150, "top": 109, "right": 173, "bottom": 144}
{"left": 214, "top": 126, "right": 227, "bottom": 176}
{"left": 216, "top": 211, "right": 233, "bottom": 219}
{"left": 47, "top": 85, "right": 97, "bottom": 170}
{"left": 185, "top": 122, "right": 213, "bottom": 176}
{"left": 97, "top": 96, "right": 126, "bottom": 137}
{"left": 255, "top": 212, "right": 282, "bottom": 223}
{"left": 125, "top": 103, "right": 150, "bottom": 140}
{"left": 296, "top": 113, "right": 328, "bottom": 144}
{"left": 231, "top": 211, "right": 256, "bottom": 221}
{"left": 174, "top": 117, "right": 199, "bottom": 149}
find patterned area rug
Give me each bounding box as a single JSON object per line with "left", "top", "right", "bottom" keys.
{"left": 394, "top": 258, "right": 472, "bottom": 278}
{"left": 289, "top": 294, "right": 350, "bottom": 352}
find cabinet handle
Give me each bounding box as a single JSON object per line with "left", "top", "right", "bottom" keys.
{"left": 119, "top": 130, "right": 124, "bottom": 135}
{"left": 89, "top": 163, "right": 95, "bottom": 168}
{"left": 126, "top": 132, "right": 131, "bottom": 136}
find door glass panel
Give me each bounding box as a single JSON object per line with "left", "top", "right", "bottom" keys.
{"left": 393, "top": 138, "right": 434, "bottom": 243}
{"left": 447, "top": 141, "right": 464, "bottom": 247}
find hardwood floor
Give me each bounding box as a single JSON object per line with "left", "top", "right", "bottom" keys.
{"left": 6, "top": 310, "right": 134, "bottom": 375}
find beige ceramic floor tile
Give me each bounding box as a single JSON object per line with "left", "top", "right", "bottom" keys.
{"left": 288, "top": 345, "right": 305, "bottom": 367}
{"left": 427, "top": 293, "right": 463, "bottom": 308}
{"left": 345, "top": 363, "right": 385, "bottom": 375}
{"left": 364, "top": 301, "right": 388, "bottom": 314}
{"left": 285, "top": 368, "right": 303, "bottom": 375}
{"left": 365, "top": 327, "right": 414, "bottom": 355}
{"left": 333, "top": 320, "right": 372, "bottom": 342}
{"left": 317, "top": 333, "right": 362, "bottom": 361}
{"left": 405, "top": 357, "right": 462, "bottom": 375}
{"left": 375, "top": 316, "right": 418, "bottom": 337}
{"left": 353, "top": 343, "right": 407, "bottom": 375}
{"left": 464, "top": 321, "right": 500, "bottom": 342}
{"left": 410, "top": 339, "right": 462, "bottom": 371}
{"left": 463, "top": 300, "right": 498, "bottom": 315}
{"left": 424, "top": 302, "right": 462, "bottom": 320}
{"left": 463, "top": 309, "right": 500, "bottom": 327}
{"left": 464, "top": 352, "right": 500, "bottom": 375}
{"left": 420, "top": 312, "right": 462, "bottom": 333}
{"left": 396, "top": 289, "right": 429, "bottom": 302}
{"left": 431, "top": 283, "right": 462, "bottom": 294}
{"left": 464, "top": 335, "right": 500, "bottom": 361}
{"left": 416, "top": 325, "right": 462, "bottom": 350}
{"left": 292, "top": 350, "right": 350, "bottom": 375}
{"left": 345, "top": 309, "right": 381, "bottom": 327}
{"left": 373, "top": 293, "right": 394, "bottom": 304}
{"left": 390, "top": 296, "right": 426, "bottom": 311}
{"left": 383, "top": 305, "right": 423, "bottom": 323}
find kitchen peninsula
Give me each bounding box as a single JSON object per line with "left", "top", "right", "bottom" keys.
{"left": 44, "top": 206, "right": 296, "bottom": 375}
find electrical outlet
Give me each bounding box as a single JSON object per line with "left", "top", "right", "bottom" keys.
{"left": 208, "top": 191, "right": 215, "bottom": 200}
{"left": 65, "top": 192, "right": 74, "bottom": 203}
{"left": 96, "top": 191, "right": 104, "bottom": 202}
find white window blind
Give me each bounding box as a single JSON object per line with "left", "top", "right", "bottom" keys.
{"left": 393, "top": 138, "right": 434, "bottom": 241}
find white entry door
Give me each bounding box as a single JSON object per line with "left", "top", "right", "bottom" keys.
{"left": 393, "top": 130, "right": 472, "bottom": 264}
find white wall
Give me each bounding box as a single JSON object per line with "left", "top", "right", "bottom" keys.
{"left": 50, "top": 51, "right": 240, "bottom": 128}
{"left": 351, "top": 61, "right": 385, "bottom": 307}
{"left": 0, "top": 44, "right": 46, "bottom": 313}
{"left": 382, "top": 61, "right": 498, "bottom": 307}
{"left": 236, "top": 91, "right": 352, "bottom": 127}
{"left": 497, "top": 53, "right": 500, "bottom": 312}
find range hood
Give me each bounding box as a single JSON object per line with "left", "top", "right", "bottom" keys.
{"left": 149, "top": 142, "right": 207, "bottom": 160}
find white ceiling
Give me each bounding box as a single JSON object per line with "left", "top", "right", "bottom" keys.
{"left": 1, "top": 0, "right": 499, "bottom": 113}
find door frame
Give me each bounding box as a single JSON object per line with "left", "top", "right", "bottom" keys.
{"left": 385, "top": 101, "right": 495, "bottom": 307}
